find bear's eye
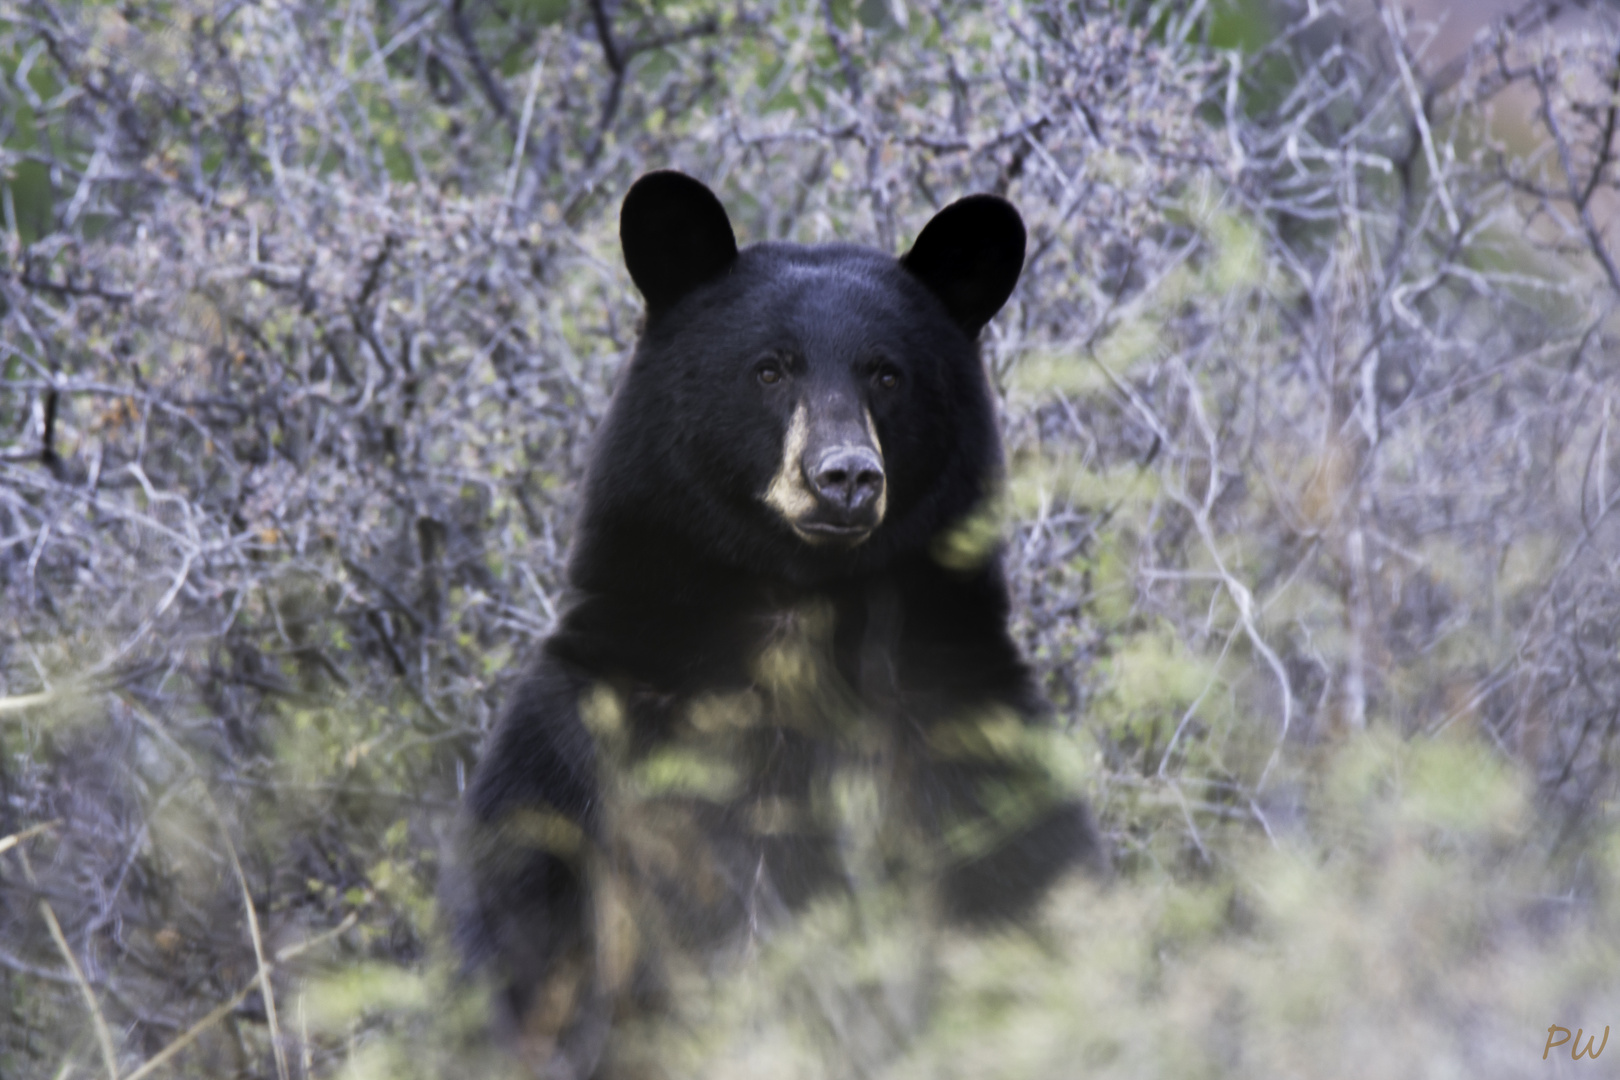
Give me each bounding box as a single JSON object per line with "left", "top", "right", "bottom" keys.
{"left": 757, "top": 362, "right": 784, "bottom": 386}
{"left": 874, "top": 368, "right": 901, "bottom": 391}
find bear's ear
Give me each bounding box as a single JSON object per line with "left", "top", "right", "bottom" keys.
{"left": 620, "top": 171, "right": 739, "bottom": 315}
{"left": 900, "top": 195, "right": 1026, "bottom": 338}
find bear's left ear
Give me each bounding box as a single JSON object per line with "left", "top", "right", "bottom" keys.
{"left": 900, "top": 195, "right": 1026, "bottom": 338}
{"left": 620, "top": 170, "right": 739, "bottom": 316}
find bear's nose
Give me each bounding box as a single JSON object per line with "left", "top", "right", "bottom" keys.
{"left": 809, "top": 447, "right": 885, "bottom": 516}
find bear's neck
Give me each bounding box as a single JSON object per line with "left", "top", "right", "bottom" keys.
{"left": 550, "top": 532, "right": 863, "bottom": 694}
{"left": 546, "top": 517, "right": 1029, "bottom": 715}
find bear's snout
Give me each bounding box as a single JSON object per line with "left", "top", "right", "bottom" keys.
{"left": 764, "top": 399, "right": 889, "bottom": 545}
{"left": 790, "top": 438, "right": 887, "bottom": 544}
{"left": 809, "top": 446, "right": 884, "bottom": 518}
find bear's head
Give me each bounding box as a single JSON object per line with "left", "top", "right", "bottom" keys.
{"left": 573, "top": 170, "right": 1025, "bottom": 589}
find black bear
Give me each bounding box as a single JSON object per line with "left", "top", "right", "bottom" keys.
{"left": 451, "top": 171, "right": 1096, "bottom": 1077}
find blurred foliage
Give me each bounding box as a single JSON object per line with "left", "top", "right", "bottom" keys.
{"left": 4, "top": 0, "right": 1620, "bottom": 1076}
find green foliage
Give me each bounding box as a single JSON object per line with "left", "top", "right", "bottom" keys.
{"left": 296, "top": 731, "right": 1586, "bottom": 1080}
{"left": 1203, "top": 0, "right": 1272, "bottom": 52}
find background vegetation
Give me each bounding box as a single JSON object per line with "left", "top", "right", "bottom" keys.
{"left": 4, "top": 0, "right": 1620, "bottom": 1075}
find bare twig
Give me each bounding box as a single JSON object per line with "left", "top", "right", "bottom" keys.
{"left": 120, "top": 913, "right": 359, "bottom": 1080}
{"left": 41, "top": 902, "right": 119, "bottom": 1080}
{"left": 213, "top": 799, "right": 290, "bottom": 1080}
{"left": 0, "top": 820, "right": 61, "bottom": 855}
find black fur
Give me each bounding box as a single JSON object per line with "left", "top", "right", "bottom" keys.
{"left": 451, "top": 171, "right": 1097, "bottom": 1076}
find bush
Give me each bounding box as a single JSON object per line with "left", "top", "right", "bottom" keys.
{"left": 4, "top": 0, "right": 1620, "bottom": 1075}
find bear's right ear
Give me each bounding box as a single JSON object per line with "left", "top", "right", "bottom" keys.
{"left": 620, "top": 171, "right": 738, "bottom": 315}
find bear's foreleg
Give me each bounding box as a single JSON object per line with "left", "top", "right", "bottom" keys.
{"left": 452, "top": 657, "right": 612, "bottom": 1077}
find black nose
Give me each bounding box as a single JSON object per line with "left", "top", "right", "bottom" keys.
{"left": 810, "top": 447, "right": 884, "bottom": 515}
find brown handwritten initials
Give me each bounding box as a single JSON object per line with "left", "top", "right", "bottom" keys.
{"left": 1546, "top": 1025, "right": 1610, "bottom": 1060}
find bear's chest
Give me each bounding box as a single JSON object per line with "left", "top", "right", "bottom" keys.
{"left": 581, "top": 601, "right": 925, "bottom": 954}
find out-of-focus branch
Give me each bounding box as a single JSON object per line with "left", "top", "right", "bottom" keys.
{"left": 1533, "top": 54, "right": 1620, "bottom": 294}
{"left": 819, "top": 0, "right": 862, "bottom": 105}
{"left": 448, "top": 0, "right": 514, "bottom": 133}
